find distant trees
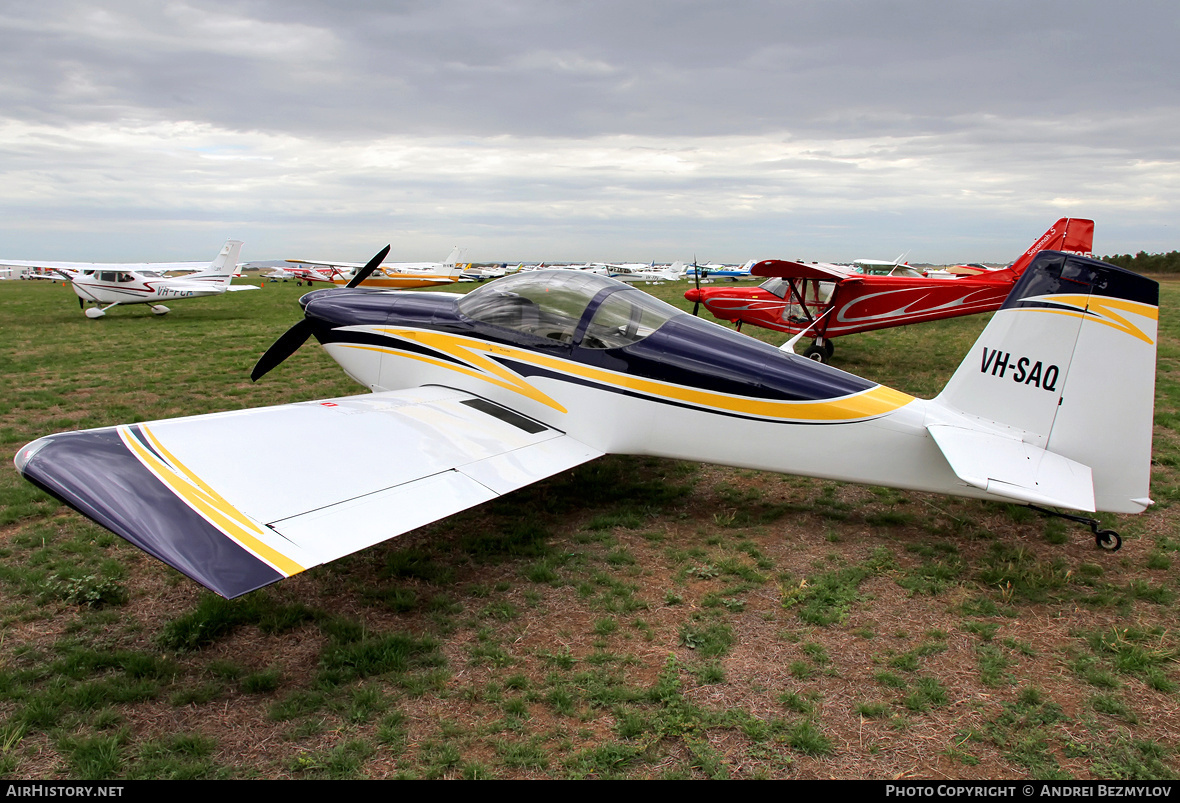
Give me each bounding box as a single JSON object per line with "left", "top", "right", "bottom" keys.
{"left": 1101, "top": 251, "right": 1180, "bottom": 274}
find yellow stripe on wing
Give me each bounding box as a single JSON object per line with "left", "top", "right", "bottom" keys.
{"left": 118, "top": 426, "right": 305, "bottom": 577}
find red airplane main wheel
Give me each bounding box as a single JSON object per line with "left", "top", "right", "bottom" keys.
{"left": 802, "top": 344, "right": 828, "bottom": 363}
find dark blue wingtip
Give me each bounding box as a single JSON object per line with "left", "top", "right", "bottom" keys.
{"left": 17, "top": 428, "right": 283, "bottom": 599}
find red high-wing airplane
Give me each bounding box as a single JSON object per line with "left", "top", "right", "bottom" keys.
{"left": 683, "top": 219, "right": 1095, "bottom": 362}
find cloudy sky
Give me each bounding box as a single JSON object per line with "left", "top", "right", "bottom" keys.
{"left": 1, "top": 1, "right": 1177, "bottom": 263}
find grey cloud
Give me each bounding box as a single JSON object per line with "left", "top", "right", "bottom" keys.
{"left": 0, "top": 1, "right": 1177, "bottom": 261}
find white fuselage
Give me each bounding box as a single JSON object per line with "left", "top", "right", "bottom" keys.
{"left": 69, "top": 271, "right": 234, "bottom": 305}
{"left": 320, "top": 323, "right": 991, "bottom": 505}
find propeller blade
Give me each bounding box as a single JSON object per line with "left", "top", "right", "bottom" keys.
{"left": 251, "top": 319, "right": 316, "bottom": 382}
{"left": 79, "top": 296, "right": 84, "bottom": 310}
{"left": 692, "top": 255, "right": 701, "bottom": 316}
{"left": 345, "top": 245, "right": 391, "bottom": 289}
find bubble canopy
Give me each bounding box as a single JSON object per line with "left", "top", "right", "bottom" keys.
{"left": 456, "top": 270, "right": 685, "bottom": 349}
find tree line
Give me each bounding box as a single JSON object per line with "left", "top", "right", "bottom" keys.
{"left": 1100, "top": 251, "right": 1180, "bottom": 274}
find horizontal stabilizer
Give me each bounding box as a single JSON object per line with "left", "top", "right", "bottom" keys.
{"left": 17, "top": 387, "right": 602, "bottom": 598}
{"left": 927, "top": 424, "right": 1095, "bottom": 511}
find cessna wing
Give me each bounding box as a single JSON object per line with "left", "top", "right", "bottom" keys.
{"left": 17, "top": 386, "right": 602, "bottom": 599}
{"left": 0, "top": 239, "right": 247, "bottom": 276}
{"left": 0, "top": 258, "right": 217, "bottom": 273}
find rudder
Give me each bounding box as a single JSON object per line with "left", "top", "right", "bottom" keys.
{"left": 934, "top": 251, "right": 1158, "bottom": 513}
{"left": 1009, "top": 218, "right": 1095, "bottom": 275}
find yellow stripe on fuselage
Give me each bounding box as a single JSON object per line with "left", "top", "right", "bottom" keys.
{"left": 349, "top": 327, "right": 915, "bottom": 423}
{"left": 118, "top": 425, "right": 305, "bottom": 577}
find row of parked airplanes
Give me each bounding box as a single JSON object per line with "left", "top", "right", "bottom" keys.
{"left": 12, "top": 217, "right": 1157, "bottom": 600}
{"left": 2, "top": 218, "right": 1094, "bottom": 365}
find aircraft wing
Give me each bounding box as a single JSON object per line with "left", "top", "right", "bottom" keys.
{"left": 0, "top": 259, "right": 209, "bottom": 271}
{"left": 286, "top": 259, "right": 366, "bottom": 269}
{"left": 15, "top": 387, "right": 603, "bottom": 599}
{"left": 749, "top": 260, "right": 859, "bottom": 283}
{"left": 926, "top": 425, "right": 1095, "bottom": 511}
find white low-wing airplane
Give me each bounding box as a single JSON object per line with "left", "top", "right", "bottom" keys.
{"left": 14, "top": 248, "right": 1157, "bottom": 598}
{"left": 8, "top": 240, "right": 256, "bottom": 317}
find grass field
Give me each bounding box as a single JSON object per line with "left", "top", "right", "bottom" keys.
{"left": 1, "top": 274, "right": 1178, "bottom": 780}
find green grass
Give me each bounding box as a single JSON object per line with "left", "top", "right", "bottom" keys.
{"left": 1, "top": 275, "right": 1179, "bottom": 779}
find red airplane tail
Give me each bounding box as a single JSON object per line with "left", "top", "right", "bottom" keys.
{"left": 1008, "top": 218, "right": 1094, "bottom": 276}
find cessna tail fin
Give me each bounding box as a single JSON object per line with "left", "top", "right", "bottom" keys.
{"left": 1008, "top": 218, "right": 1095, "bottom": 275}
{"left": 187, "top": 240, "right": 244, "bottom": 284}
{"left": 933, "top": 250, "right": 1158, "bottom": 513}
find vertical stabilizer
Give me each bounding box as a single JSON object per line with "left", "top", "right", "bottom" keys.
{"left": 1009, "top": 218, "right": 1094, "bottom": 275}
{"left": 188, "top": 240, "right": 244, "bottom": 284}
{"left": 934, "top": 251, "right": 1158, "bottom": 513}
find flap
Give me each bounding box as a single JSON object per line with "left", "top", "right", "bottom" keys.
{"left": 17, "top": 387, "right": 602, "bottom": 598}
{"left": 926, "top": 424, "right": 1095, "bottom": 511}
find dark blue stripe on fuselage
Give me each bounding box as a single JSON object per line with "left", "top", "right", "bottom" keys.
{"left": 302, "top": 284, "right": 875, "bottom": 403}
{"left": 597, "top": 317, "right": 873, "bottom": 402}
{"left": 491, "top": 356, "right": 876, "bottom": 425}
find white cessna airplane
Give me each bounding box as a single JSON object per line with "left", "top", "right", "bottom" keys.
{"left": 10, "top": 240, "right": 257, "bottom": 318}
{"left": 608, "top": 261, "right": 687, "bottom": 283}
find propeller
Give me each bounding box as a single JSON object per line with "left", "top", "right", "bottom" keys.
{"left": 251, "top": 245, "right": 390, "bottom": 382}
{"left": 250, "top": 318, "right": 316, "bottom": 381}
{"left": 690, "top": 256, "right": 703, "bottom": 315}
{"left": 346, "top": 244, "right": 390, "bottom": 289}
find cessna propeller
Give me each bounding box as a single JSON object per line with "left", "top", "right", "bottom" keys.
{"left": 251, "top": 245, "right": 390, "bottom": 382}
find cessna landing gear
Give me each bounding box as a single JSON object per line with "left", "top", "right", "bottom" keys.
{"left": 802, "top": 339, "right": 835, "bottom": 363}
{"left": 150, "top": 305, "right": 171, "bottom": 316}
{"left": 1029, "top": 505, "right": 1122, "bottom": 552}
{"left": 85, "top": 301, "right": 121, "bottom": 319}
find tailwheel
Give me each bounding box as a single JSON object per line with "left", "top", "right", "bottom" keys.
{"left": 1029, "top": 505, "right": 1122, "bottom": 553}
{"left": 1096, "top": 530, "right": 1122, "bottom": 551}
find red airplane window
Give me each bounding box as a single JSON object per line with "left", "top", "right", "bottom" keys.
{"left": 760, "top": 278, "right": 789, "bottom": 298}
